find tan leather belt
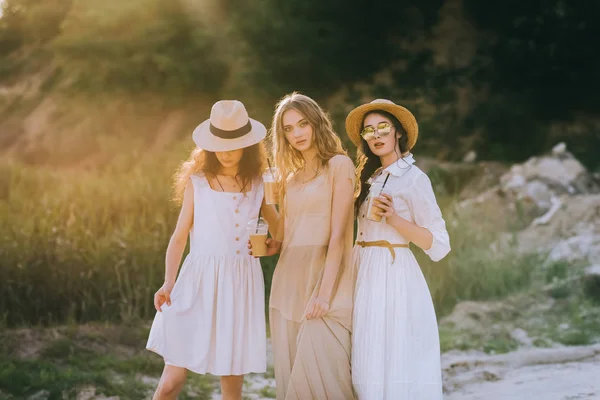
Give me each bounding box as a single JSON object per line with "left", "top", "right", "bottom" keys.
{"left": 355, "top": 240, "right": 409, "bottom": 263}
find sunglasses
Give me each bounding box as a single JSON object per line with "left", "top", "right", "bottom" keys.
{"left": 360, "top": 122, "right": 393, "bottom": 141}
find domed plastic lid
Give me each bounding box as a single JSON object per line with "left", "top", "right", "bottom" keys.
{"left": 247, "top": 217, "right": 268, "bottom": 234}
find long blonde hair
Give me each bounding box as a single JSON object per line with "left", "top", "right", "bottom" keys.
{"left": 271, "top": 92, "right": 347, "bottom": 198}
{"left": 173, "top": 144, "right": 266, "bottom": 204}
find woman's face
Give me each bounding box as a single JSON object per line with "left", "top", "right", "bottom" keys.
{"left": 215, "top": 149, "right": 244, "bottom": 170}
{"left": 282, "top": 108, "right": 314, "bottom": 152}
{"left": 362, "top": 113, "right": 400, "bottom": 157}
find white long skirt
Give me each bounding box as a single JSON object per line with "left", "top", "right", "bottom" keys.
{"left": 352, "top": 246, "right": 443, "bottom": 399}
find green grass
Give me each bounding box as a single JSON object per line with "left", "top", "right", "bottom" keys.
{"left": 0, "top": 154, "right": 177, "bottom": 326}
{"left": 418, "top": 215, "right": 543, "bottom": 317}
{"left": 1, "top": 153, "right": 600, "bottom": 397}
{"left": 439, "top": 326, "right": 519, "bottom": 355}
{"left": 0, "top": 324, "right": 216, "bottom": 399}
{"left": 0, "top": 153, "right": 285, "bottom": 327}
{"left": 0, "top": 154, "right": 561, "bottom": 327}
{"left": 544, "top": 297, "right": 600, "bottom": 346}
{"left": 1, "top": 152, "right": 598, "bottom": 354}
{"left": 0, "top": 341, "right": 161, "bottom": 399}
{"left": 259, "top": 385, "right": 277, "bottom": 398}
{"left": 0, "top": 357, "right": 154, "bottom": 399}
{"left": 439, "top": 286, "right": 600, "bottom": 354}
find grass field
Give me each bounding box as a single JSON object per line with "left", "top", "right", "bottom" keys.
{"left": 0, "top": 150, "right": 555, "bottom": 327}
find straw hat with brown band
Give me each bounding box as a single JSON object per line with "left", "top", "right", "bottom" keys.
{"left": 345, "top": 99, "right": 418, "bottom": 150}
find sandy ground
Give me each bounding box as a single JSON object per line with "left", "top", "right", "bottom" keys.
{"left": 443, "top": 344, "right": 600, "bottom": 400}
{"left": 236, "top": 343, "right": 600, "bottom": 400}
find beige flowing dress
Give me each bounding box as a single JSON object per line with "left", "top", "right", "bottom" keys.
{"left": 269, "top": 154, "right": 357, "bottom": 400}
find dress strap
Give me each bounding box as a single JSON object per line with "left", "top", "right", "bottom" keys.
{"left": 190, "top": 173, "right": 210, "bottom": 189}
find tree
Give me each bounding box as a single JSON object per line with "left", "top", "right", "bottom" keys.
{"left": 227, "top": 0, "right": 444, "bottom": 98}
{"left": 464, "top": 0, "right": 600, "bottom": 119}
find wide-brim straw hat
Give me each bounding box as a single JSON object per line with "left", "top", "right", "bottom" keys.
{"left": 193, "top": 100, "right": 266, "bottom": 152}
{"left": 345, "top": 99, "right": 418, "bottom": 150}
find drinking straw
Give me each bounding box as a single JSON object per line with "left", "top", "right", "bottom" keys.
{"left": 267, "top": 158, "right": 273, "bottom": 174}
{"left": 255, "top": 210, "right": 261, "bottom": 234}
{"left": 380, "top": 173, "right": 391, "bottom": 194}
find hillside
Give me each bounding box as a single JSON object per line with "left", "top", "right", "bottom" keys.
{"left": 1, "top": 0, "right": 599, "bottom": 168}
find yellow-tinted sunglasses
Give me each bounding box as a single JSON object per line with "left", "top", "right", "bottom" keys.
{"left": 360, "top": 122, "right": 392, "bottom": 141}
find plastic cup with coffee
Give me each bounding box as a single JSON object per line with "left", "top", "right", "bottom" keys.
{"left": 263, "top": 167, "right": 279, "bottom": 205}
{"left": 247, "top": 217, "right": 269, "bottom": 257}
{"left": 366, "top": 174, "right": 391, "bottom": 222}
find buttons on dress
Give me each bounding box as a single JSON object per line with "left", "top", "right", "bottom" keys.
{"left": 235, "top": 209, "right": 239, "bottom": 213}
{"left": 235, "top": 223, "right": 239, "bottom": 228}
{"left": 235, "top": 237, "right": 240, "bottom": 241}
{"left": 233, "top": 196, "right": 237, "bottom": 200}
{"left": 236, "top": 250, "right": 240, "bottom": 254}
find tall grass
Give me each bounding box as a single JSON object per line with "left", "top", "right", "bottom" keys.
{"left": 0, "top": 152, "right": 177, "bottom": 326}
{"left": 0, "top": 153, "right": 534, "bottom": 327}
{"left": 418, "top": 217, "right": 542, "bottom": 316}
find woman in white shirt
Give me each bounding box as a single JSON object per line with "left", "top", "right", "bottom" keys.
{"left": 346, "top": 99, "right": 451, "bottom": 399}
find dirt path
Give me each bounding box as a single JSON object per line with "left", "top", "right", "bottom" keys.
{"left": 240, "top": 342, "right": 600, "bottom": 400}
{"left": 443, "top": 344, "right": 600, "bottom": 399}
{"left": 3, "top": 323, "right": 599, "bottom": 399}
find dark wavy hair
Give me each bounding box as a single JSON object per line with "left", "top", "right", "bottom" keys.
{"left": 173, "top": 143, "right": 266, "bottom": 203}
{"left": 354, "top": 110, "right": 409, "bottom": 214}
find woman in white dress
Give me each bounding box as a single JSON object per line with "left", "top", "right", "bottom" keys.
{"left": 146, "top": 100, "right": 278, "bottom": 400}
{"left": 345, "top": 99, "right": 451, "bottom": 399}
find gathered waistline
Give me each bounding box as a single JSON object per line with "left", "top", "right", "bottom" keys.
{"left": 186, "top": 251, "right": 255, "bottom": 259}
{"left": 355, "top": 240, "right": 410, "bottom": 263}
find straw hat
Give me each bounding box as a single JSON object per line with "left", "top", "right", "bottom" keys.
{"left": 345, "top": 99, "right": 418, "bottom": 150}
{"left": 193, "top": 100, "right": 266, "bottom": 152}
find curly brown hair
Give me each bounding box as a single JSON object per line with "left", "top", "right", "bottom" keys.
{"left": 173, "top": 143, "right": 266, "bottom": 204}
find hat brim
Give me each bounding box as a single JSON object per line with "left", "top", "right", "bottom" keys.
{"left": 345, "top": 102, "right": 418, "bottom": 150}
{"left": 192, "top": 118, "right": 267, "bottom": 152}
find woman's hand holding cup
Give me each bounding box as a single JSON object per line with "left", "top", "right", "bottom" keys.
{"left": 374, "top": 193, "right": 396, "bottom": 218}
{"left": 248, "top": 238, "right": 281, "bottom": 257}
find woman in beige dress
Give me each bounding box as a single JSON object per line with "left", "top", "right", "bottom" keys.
{"left": 251, "top": 92, "right": 356, "bottom": 399}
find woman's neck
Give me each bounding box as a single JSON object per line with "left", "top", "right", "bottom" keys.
{"left": 301, "top": 147, "right": 319, "bottom": 171}
{"left": 380, "top": 149, "right": 402, "bottom": 169}
{"left": 218, "top": 165, "right": 239, "bottom": 176}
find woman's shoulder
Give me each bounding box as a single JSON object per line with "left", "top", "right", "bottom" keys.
{"left": 252, "top": 175, "right": 264, "bottom": 188}
{"left": 189, "top": 172, "right": 206, "bottom": 180}
{"left": 398, "top": 164, "right": 436, "bottom": 194}
{"left": 327, "top": 154, "right": 354, "bottom": 170}
{"left": 326, "top": 154, "right": 355, "bottom": 183}
{"left": 189, "top": 172, "right": 209, "bottom": 187}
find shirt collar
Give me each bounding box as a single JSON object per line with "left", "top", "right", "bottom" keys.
{"left": 368, "top": 153, "right": 415, "bottom": 184}
{"left": 383, "top": 153, "right": 415, "bottom": 177}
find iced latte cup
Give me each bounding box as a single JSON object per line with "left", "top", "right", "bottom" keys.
{"left": 247, "top": 217, "right": 269, "bottom": 257}
{"left": 366, "top": 177, "right": 390, "bottom": 222}
{"left": 263, "top": 168, "right": 279, "bottom": 205}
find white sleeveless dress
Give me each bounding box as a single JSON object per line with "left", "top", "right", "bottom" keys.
{"left": 146, "top": 173, "right": 267, "bottom": 376}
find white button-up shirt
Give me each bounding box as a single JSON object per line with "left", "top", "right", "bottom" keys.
{"left": 357, "top": 154, "right": 451, "bottom": 262}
